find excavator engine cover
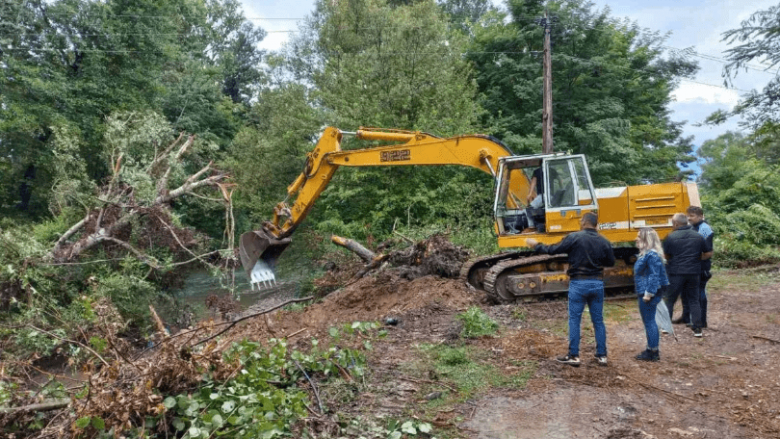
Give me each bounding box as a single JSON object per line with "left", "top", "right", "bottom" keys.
{"left": 239, "top": 229, "right": 291, "bottom": 289}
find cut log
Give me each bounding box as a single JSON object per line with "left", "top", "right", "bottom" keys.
{"left": 331, "top": 235, "right": 377, "bottom": 263}
{"left": 0, "top": 398, "right": 70, "bottom": 414}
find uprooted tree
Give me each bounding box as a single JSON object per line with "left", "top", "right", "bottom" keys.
{"left": 45, "top": 112, "right": 233, "bottom": 268}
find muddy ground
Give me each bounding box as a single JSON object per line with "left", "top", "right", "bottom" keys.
{"left": 230, "top": 265, "right": 780, "bottom": 439}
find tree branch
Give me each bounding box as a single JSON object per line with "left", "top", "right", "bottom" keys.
{"left": 27, "top": 325, "right": 109, "bottom": 367}
{"left": 191, "top": 296, "right": 314, "bottom": 347}
{"left": 103, "top": 237, "right": 160, "bottom": 270}
{"left": 156, "top": 173, "right": 228, "bottom": 205}
{"left": 53, "top": 214, "right": 89, "bottom": 252}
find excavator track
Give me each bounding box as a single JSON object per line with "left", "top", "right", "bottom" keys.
{"left": 460, "top": 251, "right": 532, "bottom": 291}
{"left": 483, "top": 254, "right": 563, "bottom": 303}
{"left": 463, "top": 247, "right": 640, "bottom": 304}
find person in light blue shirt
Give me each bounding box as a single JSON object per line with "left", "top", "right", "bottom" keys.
{"left": 682, "top": 206, "right": 714, "bottom": 328}
{"left": 633, "top": 227, "right": 670, "bottom": 361}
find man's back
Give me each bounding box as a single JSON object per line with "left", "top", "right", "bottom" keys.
{"left": 663, "top": 226, "right": 705, "bottom": 275}
{"left": 536, "top": 229, "right": 615, "bottom": 278}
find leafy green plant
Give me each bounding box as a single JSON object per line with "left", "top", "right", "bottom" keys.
{"left": 457, "top": 307, "right": 498, "bottom": 338}
{"left": 163, "top": 338, "right": 369, "bottom": 439}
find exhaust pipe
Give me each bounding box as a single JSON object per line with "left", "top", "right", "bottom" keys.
{"left": 239, "top": 229, "right": 291, "bottom": 290}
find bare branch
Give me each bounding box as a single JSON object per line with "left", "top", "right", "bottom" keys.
{"left": 157, "top": 135, "right": 195, "bottom": 197}
{"left": 103, "top": 237, "right": 161, "bottom": 269}
{"left": 53, "top": 213, "right": 89, "bottom": 251}
{"left": 147, "top": 132, "right": 184, "bottom": 173}
{"left": 156, "top": 173, "right": 228, "bottom": 205}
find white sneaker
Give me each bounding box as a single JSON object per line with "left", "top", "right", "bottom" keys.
{"left": 660, "top": 329, "right": 669, "bottom": 334}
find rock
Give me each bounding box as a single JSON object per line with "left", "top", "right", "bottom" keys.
{"left": 424, "top": 391, "right": 443, "bottom": 400}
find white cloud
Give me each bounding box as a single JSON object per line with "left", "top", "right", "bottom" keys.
{"left": 672, "top": 81, "right": 740, "bottom": 105}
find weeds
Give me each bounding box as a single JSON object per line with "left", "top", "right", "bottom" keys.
{"left": 417, "top": 344, "right": 535, "bottom": 401}
{"left": 456, "top": 307, "right": 498, "bottom": 338}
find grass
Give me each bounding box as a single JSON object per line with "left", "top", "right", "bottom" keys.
{"left": 602, "top": 302, "right": 633, "bottom": 323}
{"left": 396, "top": 343, "right": 536, "bottom": 417}
{"left": 707, "top": 269, "right": 780, "bottom": 292}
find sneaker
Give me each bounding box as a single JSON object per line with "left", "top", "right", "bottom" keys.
{"left": 556, "top": 354, "right": 581, "bottom": 367}
{"left": 660, "top": 329, "right": 669, "bottom": 334}
{"left": 595, "top": 355, "right": 608, "bottom": 366}
{"left": 671, "top": 317, "right": 688, "bottom": 325}
{"left": 635, "top": 349, "right": 660, "bottom": 362}
{"left": 693, "top": 327, "right": 703, "bottom": 337}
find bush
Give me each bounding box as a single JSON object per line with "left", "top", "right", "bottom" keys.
{"left": 712, "top": 236, "right": 780, "bottom": 268}
{"left": 710, "top": 204, "right": 780, "bottom": 268}
{"left": 457, "top": 306, "right": 498, "bottom": 338}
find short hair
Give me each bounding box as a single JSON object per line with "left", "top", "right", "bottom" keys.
{"left": 672, "top": 213, "right": 688, "bottom": 226}
{"left": 582, "top": 212, "right": 598, "bottom": 227}
{"left": 687, "top": 206, "right": 704, "bottom": 216}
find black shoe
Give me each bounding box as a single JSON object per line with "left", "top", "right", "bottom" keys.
{"left": 693, "top": 327, "right": 703, "bottom": 337}
{"left": 556, "top": 354, "right": 581, "bottom": 367}
{"left": 672, "top": 317, "right": 688, "bottom": 325}
{"left": 635, "top": 349, "right": 660, "bottom": 362}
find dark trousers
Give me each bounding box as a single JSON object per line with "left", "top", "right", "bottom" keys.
{"left": 682, "top": 275, "right": 709, "bottom": 326}
{"left": 665, "top": 274, "right": 702, "bottom": 329}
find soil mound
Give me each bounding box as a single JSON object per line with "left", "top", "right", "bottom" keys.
{"left": 387, "top": 234, "right": 471, "bottom": 279}
{"left": 241, "top": 273, "right": 477, "bottom": 339}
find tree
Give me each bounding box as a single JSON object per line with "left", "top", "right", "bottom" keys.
{"left": 274, "top": 0, "right": 491, "bottom": 238}
{"left": 0, "top": 0, "right": 258, "bottom": 220}
{"left": 438, "top": 0, "right": 494, "bottom": 34}
{"left": 468, "top": 0, "right": 698, "bottom": 185}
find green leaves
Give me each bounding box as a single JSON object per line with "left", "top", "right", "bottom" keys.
{"left": 457, "top": 306, "right": 498, "bottom": 338}
{"left": 162, "top": 338, "right": 372, "bottom": 439}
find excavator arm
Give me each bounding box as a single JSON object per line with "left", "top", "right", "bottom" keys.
{"left": 239, "top": 126, "right": 528, "bottom": 286}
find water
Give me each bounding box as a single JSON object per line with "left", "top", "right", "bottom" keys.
{"left": 177, "top": 269, "right": 282, "bottom": 310}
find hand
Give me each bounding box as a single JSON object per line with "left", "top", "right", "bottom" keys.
{"left": 526, "top": 238, "right": 539, "bottom": 247}
{"left": 642, "top": 292, "right": 652, "bottom": 303}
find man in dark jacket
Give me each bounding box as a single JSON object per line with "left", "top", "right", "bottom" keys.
{"left": 680, "top": 206, "right": 715, "bottom": 328}
{"left": 663, "top": 213, "right": 712, "bottom": 337}
{"left": 527, "top": 212, "right": 616, "bottom": 367}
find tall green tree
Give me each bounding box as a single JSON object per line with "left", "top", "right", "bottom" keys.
{"left": 469, "top": 0, "right": 698, "bottom": 185}
{"left": 0, "top": 0, "right": 263, "bottom": 220}
{"left": 716, "top": 4, "right": 780, "bottom": 161}
{"left": 270, "top": 0, "right": 492, "bottom": 238}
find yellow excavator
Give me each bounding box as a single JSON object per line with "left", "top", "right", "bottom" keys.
{"left": 239, "top": 126, "right": 700, "bottom": 302}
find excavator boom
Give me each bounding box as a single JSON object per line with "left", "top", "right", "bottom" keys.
{"left": 239, "top": 127, "right": 526, "bottom": 287}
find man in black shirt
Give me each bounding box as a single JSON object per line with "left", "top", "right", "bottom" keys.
{"left": 663, "top": 213, "right": 712, "bottom": 337}
{"left": 527, "top": 212, "right": 616, "bottom": 367}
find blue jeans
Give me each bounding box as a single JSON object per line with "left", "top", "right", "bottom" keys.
{"left": 568, "top": 279, "right": 607, "bottom": 357}
{"left": 638, "top": 293, "right": 663, "bottom": 350}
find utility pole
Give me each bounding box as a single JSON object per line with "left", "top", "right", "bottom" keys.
{"left": 541, "top": 11, "right": 554, "bottom": 154}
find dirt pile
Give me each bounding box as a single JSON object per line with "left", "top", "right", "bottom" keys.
{"left": 236, "top": 274, "right": 478, "bottom": 340}
{"left": 386, "top": 234, "right": 471, "bottom": 279}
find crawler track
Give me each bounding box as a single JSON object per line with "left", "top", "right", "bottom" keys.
{"left": 461, "top": 247, "right": 639, "bottom": 303}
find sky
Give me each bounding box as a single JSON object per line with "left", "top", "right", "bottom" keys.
{"left": 239, "top": 0, "right": 778, "bottom": 170}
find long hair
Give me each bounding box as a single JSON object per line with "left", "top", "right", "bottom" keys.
{"left": 637, "top": 227, "right": 665, "bottom": 263}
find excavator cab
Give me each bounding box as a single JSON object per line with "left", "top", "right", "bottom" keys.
{"left": 494, "top": 154, "right": 598, "bottom": 236}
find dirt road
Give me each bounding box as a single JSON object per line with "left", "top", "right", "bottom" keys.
{"left": 249, "top": 267, "right": 780, "bottom": 438}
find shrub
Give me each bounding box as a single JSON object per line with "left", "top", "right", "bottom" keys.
{"left": 457, "top": 306, "right": 498, "bottom": 338}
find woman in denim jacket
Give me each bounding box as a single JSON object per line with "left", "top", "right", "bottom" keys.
{"left": 633, "top": 227, "right": 670, "bottom": 361}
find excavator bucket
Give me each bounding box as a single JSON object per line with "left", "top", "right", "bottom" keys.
{"left": 239, "top": 229, "right": 292, "bottom": 290}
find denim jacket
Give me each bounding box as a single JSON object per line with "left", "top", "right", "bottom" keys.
{"left": 634, "top": 250, "right": 670, "bottom": 297}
